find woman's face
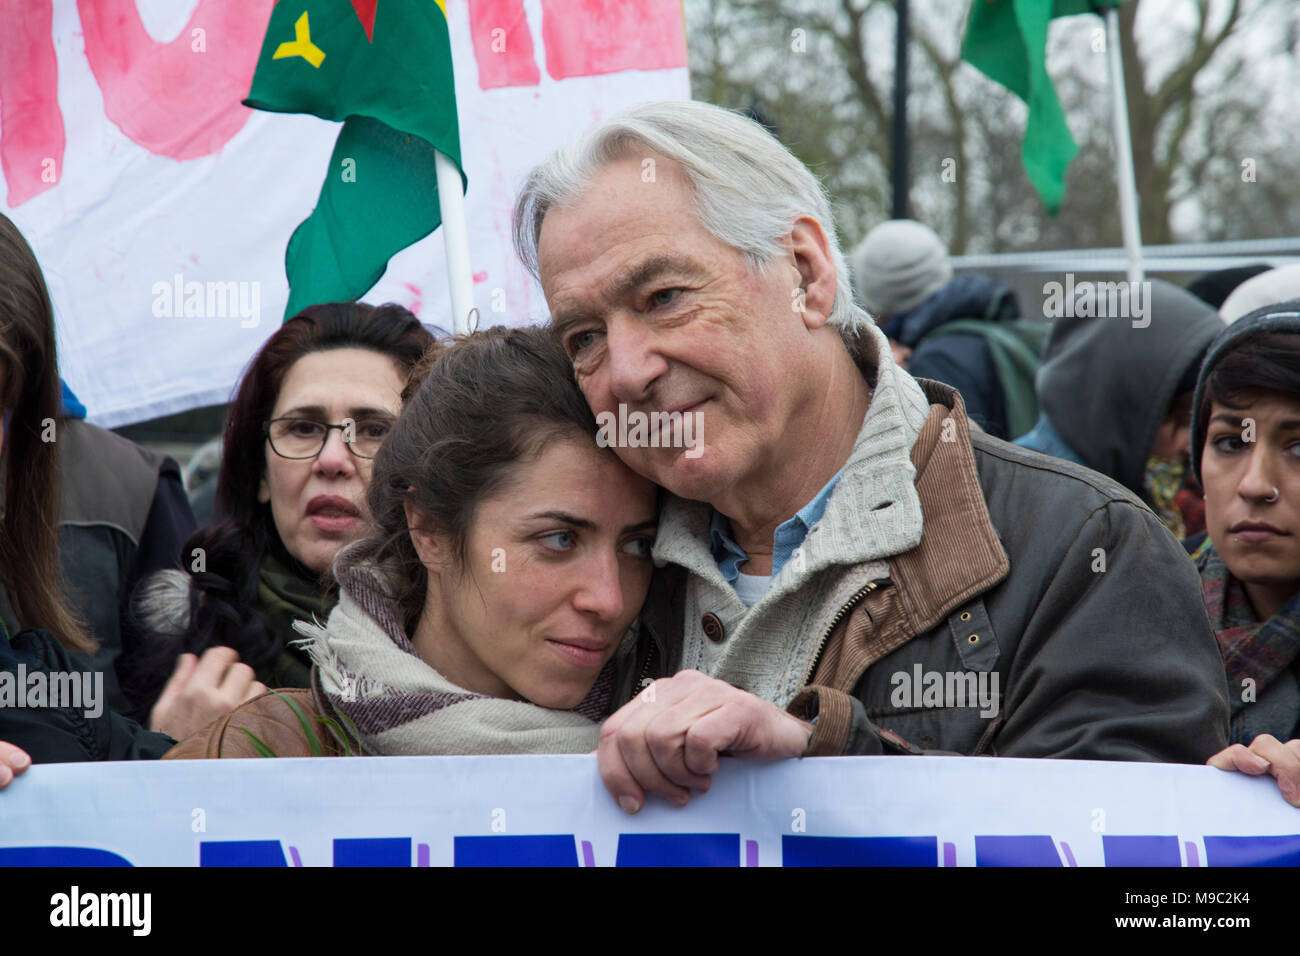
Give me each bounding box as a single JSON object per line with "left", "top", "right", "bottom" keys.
{"left": 259, "top": 347, "right": 404, "bottom": 574}
{"left": 1202, "top": 390, "right": 1300, "bottom": 588}
{"left": 412, "top": 435, "right": 658, "bottom": 710}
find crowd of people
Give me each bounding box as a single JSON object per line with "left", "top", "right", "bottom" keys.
{"left": 1, "top": 99, "right": 1298, "bottom": 815}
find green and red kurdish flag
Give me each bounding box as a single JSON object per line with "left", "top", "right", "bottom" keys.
{"left": 962, "top": 0, "right": 1121, "bottom": 214}
{"left": 245, "top": 0, "right": 464, "bottom": 320}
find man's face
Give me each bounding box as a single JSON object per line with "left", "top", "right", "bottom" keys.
{"left": 536, "top": 155, "right": 827, "bottom": 503}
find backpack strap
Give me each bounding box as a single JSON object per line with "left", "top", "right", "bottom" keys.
{"left": 924, "top": 319, "right": 1044, "bottom": 438}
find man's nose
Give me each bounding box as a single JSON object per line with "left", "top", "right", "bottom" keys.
{"left": 604, "top": 315, "right": 668, "bottom": 403}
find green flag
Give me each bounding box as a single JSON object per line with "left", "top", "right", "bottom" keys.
{"left": 244, "top": 0, "right": 464, "bottom": 320}
{"left": 962, "top": 0, "right": 1120, "bottom": 214}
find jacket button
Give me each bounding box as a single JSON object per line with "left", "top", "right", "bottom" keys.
{"left": 701, "top": 613, "right": 725, "bottom": 643}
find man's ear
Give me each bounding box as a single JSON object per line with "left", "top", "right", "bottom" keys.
{"left": 789, "top": 214, "right": 837, "bottom": 331}
{"left": 404, "top": 499, "right": 446, "bottom": 570}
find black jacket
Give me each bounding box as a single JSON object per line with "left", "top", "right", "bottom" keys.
{"left": 0, "top": 628, "right": 174, "bottom": 763}
{"left": 57, "top": 418, "right": 197, "bottom": 715}
{"left": 889, "top": 274, "right": 1020, "bottom": 439}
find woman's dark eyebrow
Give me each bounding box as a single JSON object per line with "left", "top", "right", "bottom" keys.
{"left": 524, "top": 513, "right": 658, "bottom": 534}
{"left": 528, "top": 510, "right": 595, "bottom": 529}
{"left": 1209, "top": 414, "right": 1245, "bottom": 426}
{"left": 277, "top": 405, "right": 394, "bottom": 419}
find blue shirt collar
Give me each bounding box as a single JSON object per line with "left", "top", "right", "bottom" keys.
{"left": 709, "top": 468, "right": 844, "bottom": 582}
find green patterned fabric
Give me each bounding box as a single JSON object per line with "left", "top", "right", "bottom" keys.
{"left": 256, "top": 551, "right": 334, "bottom": 688}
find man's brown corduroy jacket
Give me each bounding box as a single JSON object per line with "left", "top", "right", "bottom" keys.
{"left": 624, "top": 380, "right": 1231, "bottom": 763}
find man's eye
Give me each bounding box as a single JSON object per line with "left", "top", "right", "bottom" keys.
{"left": 650, "top": 288, "right": 681, "bottom": 308}
{"left": 539, "top": 530, "right": 575, "bottom": 551}
{"left": 569, "top": 330, "right": 598, "bottom": 355}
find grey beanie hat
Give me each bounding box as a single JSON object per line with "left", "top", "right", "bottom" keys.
{"left": 849, "top": 219, "right": 952, "bottom": 317}
{"left": 1190, "top": 299, "right": 1300, "bottom": 485}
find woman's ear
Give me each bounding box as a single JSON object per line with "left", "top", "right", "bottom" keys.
{"left": 404, "top": 500, "right": 446, "bottom": 570}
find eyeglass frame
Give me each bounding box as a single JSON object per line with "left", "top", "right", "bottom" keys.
{"left": 263, "top": 416, "right": 391, "bottom": 461}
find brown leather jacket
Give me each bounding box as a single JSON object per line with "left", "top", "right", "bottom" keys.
{"left": 163, "top": 684, "right": 347, "bottom": 759}
{"left": 627, "top": 380, "right": 1230, "bottom": 762}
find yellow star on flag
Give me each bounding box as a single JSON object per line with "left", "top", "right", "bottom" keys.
{"left": 273, "top": 12, "right": 325, "bottom": 68}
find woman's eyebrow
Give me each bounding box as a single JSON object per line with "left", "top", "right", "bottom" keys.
{"left": 527, "top": 510, "right": 595, "bottom": 529}
{"left": 621, "top": 518, "right": 658, "bottom": 534}
{"left": 275, "top": 405, "right": 394, "bottom": 418}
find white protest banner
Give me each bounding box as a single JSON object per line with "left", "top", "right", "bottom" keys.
{"left": 0, "top": 0, "right": 689, "bottom": 426}
{"left": 2, "top": 755, "right": 1297, "bottom": 866}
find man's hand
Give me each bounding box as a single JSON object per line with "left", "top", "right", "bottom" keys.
{"left": 148, "top": 647, "right": 267, "bottom": 742}
{"left": 0, "top": 741, "right": 31, "bottom": 790}
{"left": 1207, "top": 734, "right": 1300, "bottom": 807}
{"left": 598, "top": 670, "right": 813, "bottom": 814}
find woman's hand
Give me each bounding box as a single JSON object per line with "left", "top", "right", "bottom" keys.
{"left": 0, "top": 741, "right": 31, "bottom": 789}
{"left": 148, "top": 647, "right": 267, "bottom": 742}
{"left": 1208, "top": 734, "right": 1300, "bottom": 807}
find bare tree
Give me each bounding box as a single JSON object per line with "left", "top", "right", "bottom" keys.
{"left": 685, "top": 0, "right": 1300, "bottom": 254}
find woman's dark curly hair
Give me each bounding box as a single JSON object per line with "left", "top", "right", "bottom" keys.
{"left": 124, "top": 302, "right": 436, "bottom": 718}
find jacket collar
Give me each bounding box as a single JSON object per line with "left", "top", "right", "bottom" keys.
{"left": 890, "top": 378, "right": 1009, "bottom": 635}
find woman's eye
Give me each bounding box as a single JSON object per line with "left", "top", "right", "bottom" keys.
{"left": 289, "top": 420, "right": 324, "bottom": 437}
{"left": 623, "top": 536, "right": 655, "bottom": 558}
{"left": 1212, "top": 435, "right": 1243, "bottom": 453}
{"left": 361, "top": 420, "right": 392, "bottom": 439}
{"left": 650, "top": 288, "right": 681, "bottom": 308}
{"left": 539, "top": 530, "right": 575, "bottom": 551}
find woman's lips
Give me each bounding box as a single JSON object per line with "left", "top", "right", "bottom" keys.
{"left": 1229, "top": 521, "right": 1289, "bottom": 544}
{"left": 307, "top": 495, "right": 359, "bottom": 533}
{"left": 545, "top": 639, "right": 607, "bottom": 669}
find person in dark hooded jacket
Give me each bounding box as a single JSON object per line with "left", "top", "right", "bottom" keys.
{"left": 851, "top": 220, "right": 1025, "bottom": 440}
{"left": 1015, "top": 278, "right": 1225, "bottom": 539}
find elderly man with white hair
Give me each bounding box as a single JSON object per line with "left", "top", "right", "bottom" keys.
{"left": 514, "top": 100, "right": 1231, "bottom": 815}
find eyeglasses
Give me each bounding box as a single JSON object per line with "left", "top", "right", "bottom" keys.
{"left": 264, "top": 417, "right": 394, "bottom": 460}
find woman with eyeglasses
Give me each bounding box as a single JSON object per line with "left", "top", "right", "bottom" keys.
{"left": 123, "top": 302, "right": 437, "bottom": 731}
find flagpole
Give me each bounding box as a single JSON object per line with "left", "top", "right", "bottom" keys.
{"left": 1104, "top": 7, "right": 1143, "bottom": 286}
{"left": 435, "top": 148, "right": 476, "bottom": 334}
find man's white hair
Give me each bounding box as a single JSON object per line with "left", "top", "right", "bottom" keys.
{"left": 512, "top": 99, "right": 872, "bottom": 342}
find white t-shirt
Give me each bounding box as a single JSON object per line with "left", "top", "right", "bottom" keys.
{"left": 733, "top": 570, "right": 773, "bottom": 608}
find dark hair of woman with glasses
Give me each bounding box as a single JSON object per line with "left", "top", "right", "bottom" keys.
{"left": 122, "top": 302, "right": 437, "bottom": 720}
